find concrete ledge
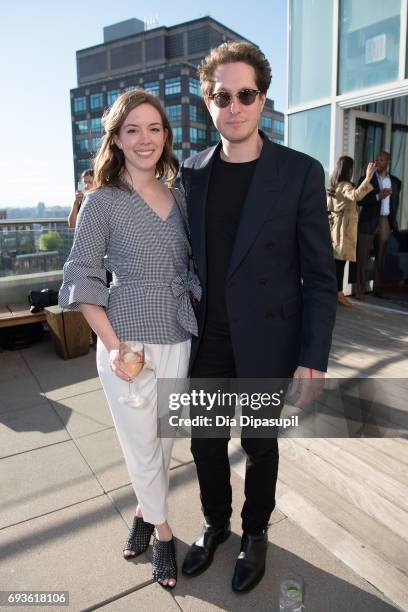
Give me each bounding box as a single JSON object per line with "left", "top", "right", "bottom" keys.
{"left": 0, "top": 271, "right": 63, "bottom": 304}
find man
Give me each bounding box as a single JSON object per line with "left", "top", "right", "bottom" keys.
{"left": 356, "top": 151, "right": 401, "bottom": 299}
{"left": 180, "top": 42, "right": 337, "bottom": 593}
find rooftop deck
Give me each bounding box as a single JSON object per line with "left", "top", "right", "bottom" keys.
{"left": 0, "top": 298, "right": 407, "bottom": 611}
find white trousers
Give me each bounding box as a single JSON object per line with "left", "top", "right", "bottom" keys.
{"left": 96, "top": 339, "right": 191, "bottom": 524}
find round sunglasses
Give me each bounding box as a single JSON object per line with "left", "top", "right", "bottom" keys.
{"left": 208, "top": 88, "right": 261, "bottom": 108}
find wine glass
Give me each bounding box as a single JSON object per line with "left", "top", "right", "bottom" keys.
{"left": 118, "top": 341, "right": 145, "bottom": 405}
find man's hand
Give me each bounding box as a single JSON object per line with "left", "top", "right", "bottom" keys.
{"left": 288, "top": 366, "right": 325, "bottom": 407}
{"left": 378, "top": 188, "right": 392, "bottom": 200}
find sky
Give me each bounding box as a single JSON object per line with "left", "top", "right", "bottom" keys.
{"left": 0, "top": 1, "right": 287, "bottom": 208}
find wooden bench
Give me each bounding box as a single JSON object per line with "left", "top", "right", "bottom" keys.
{"left": 0, "top": 304, "right": 91, "bottom": 358}
{"left": 0, "top": 303, "right": 46, "bottom": 329}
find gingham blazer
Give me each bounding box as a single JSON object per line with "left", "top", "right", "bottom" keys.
{"left": 59, "top": 185, "right": 201, "bottom": 344}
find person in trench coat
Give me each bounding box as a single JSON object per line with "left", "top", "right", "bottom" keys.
{"left": 327, "top": 156, "right": 376, "bottom": 306}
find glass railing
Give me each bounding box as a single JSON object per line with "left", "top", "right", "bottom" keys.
{"left": 0, "top": 220, "right": 74, "bottom": 279}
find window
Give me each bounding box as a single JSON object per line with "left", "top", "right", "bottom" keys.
{"left": 273, "top": 120, "right": 284, "bottom": 134}
{"left": 190, "top": 127, "right": 207, "bottom": 144}
{"left": 144, "top": 81, "right": 160, "bottom": 97}
{"left": 91, "top": 137, "right": 102, "bottom": 152}
{"left": 107, "top": 89, "right": 121, "bottom": 105}
{"left": 90, "top": 93, "right": 103, "bottom": 111}
{"left": 288, "top": 105, "right": 331, "bottom": 178}
{"left": 111, "top": 42, "right": 141, "bottom": 69}
{"left": 189, "top": 105, "right": 206, "bottom": 123}
{"left": 173, "top": 149, "right": 183, "bottom": 162}
{"left": 76, "top": 139, "right": 89, "bottom": 152}
{"left": 91, "top": 118, "right": 102, "bottom": 133}
{"left": 261, "top": 116, "right": 273, "bottom": 131}
{"left": 166, "top": 33, "right": 183, "bottom": 59}
{"left": 146, "top": 37, "right": 163, "bottom": 61}
{"left": 166, "top": 104, "right": 182, "bottom": 122}
{"left": 75, "top": 120, "right": 88, "bottom": 135}
{"left": 289, "top": 0, "right": 332, "bottom": 106}
{"left": 210, "top": 27, "right": 224, "bottom": 48}
{"left": 188, "top": 27, "right": 209, "bottom": 54}
{"left": 77, "top": 159, "right": 91, "bottom": 174}
{"left": 338, "top": 0, "right": 401, "bottom": 94}
{"left": 210, "top": 130, "right": 220, "bottom": 144}
{"left": 78, "top": 51, "right": 107, "bottom": 79}
{"left": 273, "top": 138, "right": 284, "bottom": 145}
{"left": 74, "top": 97, "right": 86, "bottom": 113}
{"left": 173, "top": 127, "right": 183, "bottom": 143}
{"left": 189, "top": 78, "right": 201, "bottom": 97}
{"left": 165, "top": 77, "right": 181, "bottom": 96}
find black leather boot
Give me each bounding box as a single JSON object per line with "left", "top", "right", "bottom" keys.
{"left": 182, "top": 522, "right": 231, "bottom": 577}
{"left": 231, "top": 531, "right": 268, "bottom": 593}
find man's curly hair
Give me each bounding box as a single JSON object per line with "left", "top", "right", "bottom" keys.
{"left": 198, "top": 41, "right": 272, "bottom": 97}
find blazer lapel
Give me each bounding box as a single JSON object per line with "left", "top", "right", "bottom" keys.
{"left": 186, "top": 143, "right": 220, "bottom": 285}
{"left": 227, "top": 137, "right": 285, "bottom": 280}
{"left": 371, "top": 173, "right": 380, "bottom": 192}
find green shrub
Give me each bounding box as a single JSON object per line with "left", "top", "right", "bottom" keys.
{"left": 39, "top": 231, "right": 63, "bottom": 252}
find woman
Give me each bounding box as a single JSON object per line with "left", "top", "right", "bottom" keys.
{"left": 327, "top": 156, "right": 376, "bottom": 306}
{"left": 59, "top": 90, "right": 200, "bottom": 588}
{"left": 68, "top": 168, "right": 94, "bottom": 228}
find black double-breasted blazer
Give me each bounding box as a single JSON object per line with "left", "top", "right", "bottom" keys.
{"left": 181, "top": 134, "right": 337, "bottom": 378}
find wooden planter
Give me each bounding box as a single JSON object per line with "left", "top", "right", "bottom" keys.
{"left": 45, "top": 306, "right": 91, "bottom": 359}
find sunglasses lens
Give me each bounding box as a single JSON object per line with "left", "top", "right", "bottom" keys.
{"left": 213, "top": 92, "right": 231, "bottom": 108}
{"left": 211, "top": 90, "right": 259, "bottom": 107}
{"left": 238, "top": 90, "right": 257, "bottom": 105}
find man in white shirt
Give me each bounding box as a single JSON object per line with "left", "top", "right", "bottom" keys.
{"left": 356, "top": 151, "right": 401, "bottom": 299}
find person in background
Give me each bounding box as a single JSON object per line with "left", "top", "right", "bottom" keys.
{"left": 356, "top": 151, "right": 401, "bottom": 299}
{"left": 68, "top": 168, "right": 113, "bottom": 289}
{"left": 68, "top": 169, "right": 94, "bottom": 228}
{"left": 59, "top": 90, "right": 200, "bottom": 588}
{"left": 327, "top": 156, "right": 376, "bottom": 306}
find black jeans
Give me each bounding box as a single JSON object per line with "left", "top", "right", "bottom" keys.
{"left": 190, "top": 334, "right": 279, "bottom": 535}
{"left": 335, "top": 259, "right": 346, "bottom": 292}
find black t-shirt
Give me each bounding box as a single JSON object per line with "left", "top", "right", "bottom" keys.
{"left": 203, "top": 152, "right": 258, "bottom": 341}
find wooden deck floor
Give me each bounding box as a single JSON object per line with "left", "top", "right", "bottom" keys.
{"left": 277, "top": 301, "right": 408, "bottom": 611}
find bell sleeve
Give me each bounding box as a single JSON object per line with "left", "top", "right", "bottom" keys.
{"left": 59, "top": 188, "right": 112, "bottom": 311}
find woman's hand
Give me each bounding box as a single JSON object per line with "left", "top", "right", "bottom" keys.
{"left": 109, "top": 348, "right": 132, "bottom": 382}
{"left": 78, "top": 305, "right": 128, "bottom": 380}
{"left": 74, "top": 191, "right": 84, "bottom": 206}
{"left": 366, "top": 162, "right": 376, "bottom": 181}
{"left": 68, "top": 192, "right": 85, "bottom": 227}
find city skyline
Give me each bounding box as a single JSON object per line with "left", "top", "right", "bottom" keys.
{"left": 1, "top": 0, "right": 286, "bottom": 207}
